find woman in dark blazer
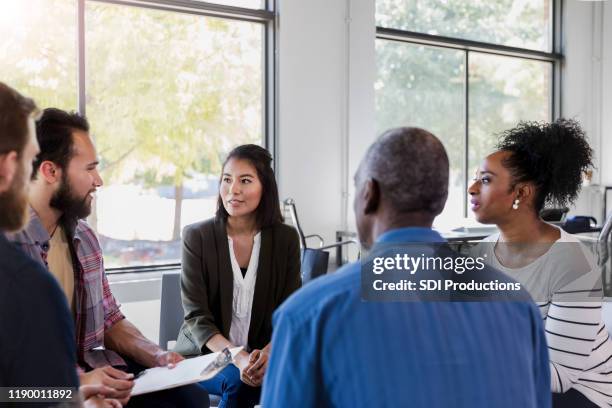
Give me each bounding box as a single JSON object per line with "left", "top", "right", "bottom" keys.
{"left": 174, "top": 144, "right": 301, "bottom": 408}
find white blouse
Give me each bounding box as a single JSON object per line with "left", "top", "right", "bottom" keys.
{"left": 227, "top": 232, "right": 261, "bottom": 349}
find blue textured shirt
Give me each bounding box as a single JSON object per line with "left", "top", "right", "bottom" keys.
{"left": 262, "top": 227, "right": 551, "bottom": 408}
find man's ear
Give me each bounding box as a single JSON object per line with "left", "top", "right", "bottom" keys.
{"left": 38, "top": 161, "right": 61, "bottom": 184}
{"left": 0, "top": 151, "right": 18, "bottom": 193}
{"left": 363, "top": 178, "right": 381, "bottom": 215}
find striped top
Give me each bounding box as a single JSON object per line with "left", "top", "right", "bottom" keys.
{"left": 479, "top": 228, "right": 612, "bottom": 406}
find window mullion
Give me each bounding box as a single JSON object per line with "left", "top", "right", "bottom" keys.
{"left": 463, "top": 50, "right": 469, "bottom": 218}
{"left": 77, "top": 0, "right": 86, "bottom": 115}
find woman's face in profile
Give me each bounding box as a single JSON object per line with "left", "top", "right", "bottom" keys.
{"left": 220, "top": 157, "right": 263, "bottom": 220}
{"left": 468, "top": 150, "right": 516, "bottom": 225}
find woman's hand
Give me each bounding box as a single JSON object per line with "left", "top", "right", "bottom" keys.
{"left": 234, "top": 351, "right": 258, "bottom": 387}
{"left": 154, "top": 350, "right": 185, "bottom": 368}
{"left": 245, "top": 349, "right": 269, "bottom": 386}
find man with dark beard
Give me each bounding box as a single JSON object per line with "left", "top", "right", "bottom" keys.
{"left": 0, "top": 83, "right": 122, "bottom": 407}
{"left": 10, "top": 108, "right": 209, "bottom": 408}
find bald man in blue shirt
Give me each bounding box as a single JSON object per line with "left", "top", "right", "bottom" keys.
{"left": 262, "top": 127, "right": 550, "bottom": 407}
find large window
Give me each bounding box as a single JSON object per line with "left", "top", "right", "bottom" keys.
{"left": 376, "top": 0, "right": 553, "bottom": 51}
{"left": 375, "top": 0, "right": 558, "bottom": 228}
{"left": 0, "top": 0, "right": 77, "bottom": 110}
{"left": 1, "top": 0, "right": 273, "bottom": 269}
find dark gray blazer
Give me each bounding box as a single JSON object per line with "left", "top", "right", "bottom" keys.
{"left": 174, "top": 217, "right": 301, "bottom": 356}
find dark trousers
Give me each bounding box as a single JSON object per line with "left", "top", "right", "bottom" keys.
{"left": 553, "top": 389, "right": 598, "bottom": 408}
{"left": 199, "top": 364, "right": 260, "bottom": 408}
{"left": 121, "top": 357, "right": 210, "bottom": 408}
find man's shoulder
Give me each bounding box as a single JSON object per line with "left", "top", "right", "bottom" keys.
{"left": 6, "top": 207, "right": 51, "bottom": 245}
{"left": 6, "top": 219, "right": 43, "bottom": 245}
{"left": 0, "top": 236, "right": 77, "bottom": 388}
{"left": 5, "top": 227, "right": 30, "bottom": 243}
{"left": 75, "top": 218, "right": 97, "bottom": 235}
{"left": 75, "top": 219, "right": 102, "bottom": 247}
{"left": 277, "top": 262, "right": 361, "bottom": 321}
{"left": 0, "top": 236, "right": 62, "bottom": 298}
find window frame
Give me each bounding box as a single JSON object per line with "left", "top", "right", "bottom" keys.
{"left": 375, "top": 0, "right": 563, "bottom": 218}
{"left": 72, "top": 0, "right": 276, "bottom": 274}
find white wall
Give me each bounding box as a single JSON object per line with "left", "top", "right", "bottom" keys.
{"left": 347, "top": 0, "right": 377, "bottom": 236}
{"left": 603, "top": 3, "right": 612, "bottom": 186}
{"left": 277, "top": 0, "right": 375, "bottom": 248}
{"left": 562, "top": 1, "right": 599, "bottom": 145}
{"left": 276, "top": 0, "right": 612, "bottom": 245}
{"left": 564, "top": 0, "right": 612, "bottom": 222}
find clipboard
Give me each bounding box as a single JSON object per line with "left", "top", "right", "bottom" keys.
{"left": 131, "top": 347, "right": 243, "bottom": 396}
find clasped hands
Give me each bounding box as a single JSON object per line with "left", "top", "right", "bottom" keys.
{"left": 235, "top": 349, "right": 269, "bottom": 387}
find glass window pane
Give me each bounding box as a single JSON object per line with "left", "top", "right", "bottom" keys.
{"left": 376, "top": 0, "right": 552, "bottom": 52}
{"left": 0, "top": 0, "right": 77, "bottom": 110}
{"left": 468, "top": 53, "right": 552, "bottom": 193}
{"left": 193, "top": 0, "right": 265, "bottom": 9}
{"left": 85, "top": 3, "right": 264, "bottom": 267}
{"left": 375, "top": 40, "right": 465, "bottom": 229}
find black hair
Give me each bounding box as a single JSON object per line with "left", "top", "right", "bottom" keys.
{"left": 32, "top": 108, "right": 90, "bottom": 180}
{"left": 496, "top": 119, "right": 593, "bottom": 212}
{"left": 215, "top": 144, "right": 283, "bottom": 228}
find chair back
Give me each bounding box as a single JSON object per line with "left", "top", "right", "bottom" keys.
{"left": 540, "top": 207, "right": 569, "bottom": 222}
{"left": 284, "top": 198, "right": 307, "bottom": 249}
{"left": 158, "top": 271, "right": 183, "bottom": 350}
{"left": 301, "top": 248, "right": 329, "bottom": 284}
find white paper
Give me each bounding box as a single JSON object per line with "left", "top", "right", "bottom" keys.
{"left": 131, "top": 347, "right": 243, "bottom": 396}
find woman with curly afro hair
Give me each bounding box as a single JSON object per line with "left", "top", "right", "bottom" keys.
{"left": 469, "top": 119, "right": 612, "bottom": 408}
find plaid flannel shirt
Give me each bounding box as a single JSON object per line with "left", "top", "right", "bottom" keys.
{"left": 9, "top": 208, "right": 125, "bottom": 369}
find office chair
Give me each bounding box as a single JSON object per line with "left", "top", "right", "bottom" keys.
{"left": 158, "top": 271, "right": 183, "bottom": 350}
{"left": 540, "top": 207, "right": 569, "bottom": 222}
{"left": 283, "top": 198, "right": 359, "bottom": 283}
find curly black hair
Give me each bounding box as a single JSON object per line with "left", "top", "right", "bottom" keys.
{"left": 496, "top": 119, "right": 593, "bottom": 212}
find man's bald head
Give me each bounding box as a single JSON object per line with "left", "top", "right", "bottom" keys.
{"left": 353, "top": 127, "right": 449, "bottom": 249}
{"left": 356, "top": 127, "right": 449, "bottom": 216}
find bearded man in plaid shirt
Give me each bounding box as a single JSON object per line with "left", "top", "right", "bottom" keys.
{"left": 9, "top": 107, "right": 210, "bottom": 408}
